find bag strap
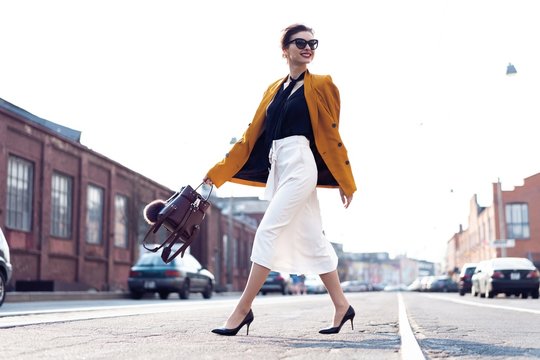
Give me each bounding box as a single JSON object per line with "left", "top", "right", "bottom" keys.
{"left": 161, "top": 225, "right": 201, "bottom": 263}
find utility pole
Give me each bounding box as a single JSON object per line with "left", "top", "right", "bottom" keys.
{"left": 226, "top": 194, "right": 234, "bottom": 291}
{"left": 496, "top": 178, "right": 507, "bottom": 257}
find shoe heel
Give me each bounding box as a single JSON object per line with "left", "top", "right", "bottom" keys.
{"left": 246, "top": 322, "right": 250, "bottom": 335}
{"left": 350, "top": 318, "right": 354, "bottom": 330}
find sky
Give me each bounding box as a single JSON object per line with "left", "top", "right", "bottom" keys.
{"left": 2, "top": 0, "right": 540, "bottom": 264}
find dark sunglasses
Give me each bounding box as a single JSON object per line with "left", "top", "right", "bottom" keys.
{"left": 286, "top": 38, "right": 319, "bottom": 50}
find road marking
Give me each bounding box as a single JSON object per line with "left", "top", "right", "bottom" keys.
{"left": 425, "top": 294, "right": 540, "bottom": 315}
{"left": 398, "top": 292, "right": 426, "bottom": 360}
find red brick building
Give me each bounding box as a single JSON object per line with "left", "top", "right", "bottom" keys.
{"left": 446, "top": 176, "right": 540, "bottom": 272}
{"left": 0, "top": 98, "right": 261, "bottom": 292}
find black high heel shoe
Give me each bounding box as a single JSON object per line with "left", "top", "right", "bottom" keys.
{"left": 319, "top": 305, "right": 355, "bottom": 334}
{"left": 211, "top": 309, "right": 254, "bottom": 336}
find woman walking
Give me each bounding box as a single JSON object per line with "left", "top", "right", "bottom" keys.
{"left": 203, "top": 23, "right": 357, "bottom": 336}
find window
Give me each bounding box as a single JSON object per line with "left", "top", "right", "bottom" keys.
{"left": 86, "top": 185, "right": 104, "bottom": 244}
{"left": 51, "top": 172, "right": 73, "bottom": 238}
{"left": 114, "top": 194, "right": 129, "bottom": 248}
{"left": 505, "top": 203, "right": 530, "bottom": 239}
{"left": 137, "top": 202, "right": 148, "bottom": 244}
{"left": 6, "top": 156, "right": 34, "bottom": 231}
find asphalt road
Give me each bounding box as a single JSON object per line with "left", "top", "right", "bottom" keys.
{"left": 1, "top": 291, "right": 539, "bottom": 359}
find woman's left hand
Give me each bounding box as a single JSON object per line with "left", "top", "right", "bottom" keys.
{"left": 339, "top": 188, "right": 353, "bottom": 208}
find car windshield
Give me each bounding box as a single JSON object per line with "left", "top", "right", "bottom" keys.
{"left": 492, "top": 257, "right": 533, "bottom": 269}
{"left": 136, "top": 253, "right": 162, "bottom": 266}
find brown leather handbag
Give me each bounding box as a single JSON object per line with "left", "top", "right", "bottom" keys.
{"left": 142, "top": 183, "right": 212, "bottom": 263}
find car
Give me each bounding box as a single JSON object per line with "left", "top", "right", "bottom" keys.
{"left": 458, "top": 262, "right": 477, "bottom": 296}
{"left": 0, "top": 227, "right": 13, "bottom": 307}
{"left": 340, "top": 280, "right": 371, "bottom": 292}
{"left": 407, "top": 277, "right": 424, "bottom": 292}
{"left": 304, "top": 275, "right": 327, "bottom": 294}
{"left": 128, "top": 251, "right": 214, "bottom": 300}
{"left": 471, "top": 257, "right": 539, "bottom": 299}
{"left": 420, "top": 276, "right": 435, "bottom": 292}
{"left": 260, "top": 271, "right": 291, "bottom": 295}
{"left": 426, "top": 275, "right": 458, "bottom": 292}
{"left": 383, "top": 284, "right": 409, "bottom": 292}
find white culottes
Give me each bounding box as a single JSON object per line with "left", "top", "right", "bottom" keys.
{"left": 251, "top": 135, "right": 338, "bottom": 275}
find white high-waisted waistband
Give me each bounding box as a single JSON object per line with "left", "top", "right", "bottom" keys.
{"left": 262, "top": 135, "right": 310, "bottom": 201}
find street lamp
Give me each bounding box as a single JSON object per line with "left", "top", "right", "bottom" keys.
{"left": 506, "top": 63, "right": 517, "bottom": 76}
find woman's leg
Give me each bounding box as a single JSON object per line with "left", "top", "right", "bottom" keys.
{"left": 319, "top": 270, "right": 351, "bottom": 326}
{"left": 222, "top": 262, "right": 271, "bottom": 328}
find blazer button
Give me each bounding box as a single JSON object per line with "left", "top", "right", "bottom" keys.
{"left": 338, "top": 142, "right": 342, "bottom": 147}
{"left": 225, "top": 153, "right": 230, "bottom": 158}
{"left": 345, "top": 160, "right": 350, "bottom": 165}
{"left": 332, "top": 123, "right": 337, "bottom": 128}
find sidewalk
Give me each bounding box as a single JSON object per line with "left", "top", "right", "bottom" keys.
{"left": 4, "top": 290, "right": 241, "bottom": 303}
{"left": 5, "top": 291, "right": 129, "bottom": 303}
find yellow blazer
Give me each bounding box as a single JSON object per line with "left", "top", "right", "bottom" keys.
{"left": 207, "top": 70, "right": 357, "bottom": 197}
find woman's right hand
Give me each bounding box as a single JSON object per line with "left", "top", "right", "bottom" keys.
{"left": 203, "top": 176, "right": 213, "bottom": 186}
{"left": 339, "top": 188, "right": 353, "bottom": 209}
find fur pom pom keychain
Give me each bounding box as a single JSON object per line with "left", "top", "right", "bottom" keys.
{"left": 143, "top": 199, "right": 166, "bottom": 224}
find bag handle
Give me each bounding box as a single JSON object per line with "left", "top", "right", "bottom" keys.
{"left": 194, "top": 182, "right": 213, "bottom": 201}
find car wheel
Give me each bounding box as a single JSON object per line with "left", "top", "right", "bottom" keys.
{"left": 0, "top": 272, "right": 6, "bottom": 306}
{"left": 531, "top": 289, "right": 539, "bottom": 299}
{"left": 261, "top": 291, "right": 267, "bottom": 295}
{"left": 130, "top": 291, "right": 144, "bottom": 300}
{"left": 521, "top": 292, "right": 529, "bottom": 299}
{"left": 179, "top": 280, "right": 190, "bottom": 300}
{"left": 487, "top": 287, "right": 495, "bottom": 298}
{"left": 202, "top": 281, "right": 213, "bottom": 299}
{"left": 281, "top": 285, "right": 287, "bottom": 295}
{"left": 159, "top": 291, "right": 170, "bottom": 300}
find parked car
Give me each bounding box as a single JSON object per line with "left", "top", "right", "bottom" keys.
{"left": 128, "top": 251, "right": 214, "bottom": 300}
{"left": 304, "top": 275, "right": 327, "bottom": 294}
{"left": 458, "top": 263, "right": 477, "bottom": 296}
{"left": 0, "top": 227, "right": 13, "bottom": 307}
{"left": 340, "top": 280, "right": 371, "bottom": 292}
{"left": 426, "top": 275, "right": 458, "bottom": 292}
{"left": 420, "top": 276, "right": 435, "bottom": 292}
{"left": 407, "top": 277, "right": 424, "bottom": 292}
{"left": 383, "top": 284, "right": 409, "bottom": 292}
{"left": 471, "top": 257, "right": 539, "bottom": 299}
{"left": 260, "top": 271, "right": 291, "bottom": 295}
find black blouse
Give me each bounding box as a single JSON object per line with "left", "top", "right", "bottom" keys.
{"left": 234, "top": 75, "right": 338, "bottom": 187}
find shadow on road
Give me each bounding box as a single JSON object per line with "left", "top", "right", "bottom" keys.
{"left": 238, "top": 333, "right": 400, "bottom": 351}
{"left": 420, "top": 338, "right": 540, "bottom": 358}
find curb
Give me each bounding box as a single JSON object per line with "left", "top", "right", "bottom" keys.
{"left": 4, "top": 290, "right": 241, "bottom": 303}
{"left": 5, "top": 291, "right": 129, "bottom": 303}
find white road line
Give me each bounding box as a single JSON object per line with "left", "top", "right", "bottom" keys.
{"left": 425, "top": 294, "right": 540, "bottom": 315}
{"left": 398, "top": 292, "right": 426, "bottom": 360}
